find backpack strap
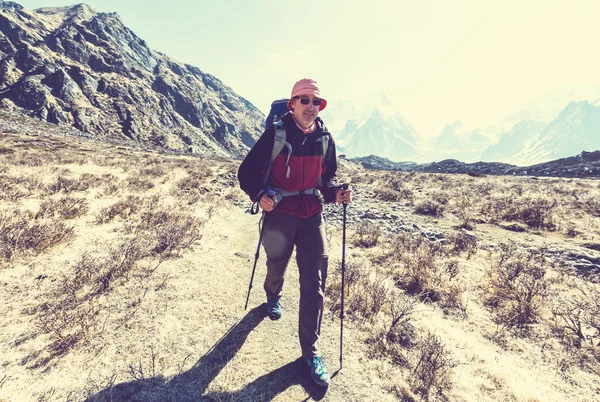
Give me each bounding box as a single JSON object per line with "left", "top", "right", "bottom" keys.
{"left": 317, "top": 129, "right": 330, "bottom": 188}
{"left": 261, "top": 120, "right": 292, "bottom": 187}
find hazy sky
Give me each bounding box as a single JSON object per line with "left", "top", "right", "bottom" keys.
{"left": 17, "top": 0, "right": 600, "bottom": 136}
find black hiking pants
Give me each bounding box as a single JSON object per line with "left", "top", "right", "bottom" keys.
{"left": 262, "top": 210, "right": 328, "bottom": 359}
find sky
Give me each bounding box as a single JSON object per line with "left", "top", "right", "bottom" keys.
{"left": 16, "top": 0, "right": 600, "bottom": 137}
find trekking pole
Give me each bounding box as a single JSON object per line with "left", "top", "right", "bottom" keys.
{"left": 340, "top": 183, "right": 349, "bottom": 369}
{"left": 244, "top": 190, "right": 275, "bottom": 310}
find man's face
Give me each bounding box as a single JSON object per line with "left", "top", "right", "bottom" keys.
{"left": 291, "top": 96, "right": 322, "bottom": 129}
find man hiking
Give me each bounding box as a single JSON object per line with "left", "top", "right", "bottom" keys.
{"left": 238, "top": 78, "right": 352, "bottom": 387}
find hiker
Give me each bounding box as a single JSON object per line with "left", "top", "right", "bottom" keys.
{"left": 238, "top": 78, "right": 352, "bottom": 387}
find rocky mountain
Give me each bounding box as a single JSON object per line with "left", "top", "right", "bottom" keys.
{"left": 348, "top": 154, "right": 421, "bottom": 171}
{"left": 351, "top": 150, "right": 600, "bottom": 178}
{"left": 514, "top": 100, "right": 600, "bottom": 164}
{"left": 429, "top": 121, "right": 495, "bottom": 163}
{"left": 0, "top": 2, "right": 264, "bottom": 156}
{"left": 335, "top": 92, "right": 420, "bottom": 161}
{"left": 479, "top": 120, "right": 546, "bottom": 163}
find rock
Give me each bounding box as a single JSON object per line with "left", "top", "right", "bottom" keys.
{"left": 0, "top": 3, "right": 264, "bottom": 157}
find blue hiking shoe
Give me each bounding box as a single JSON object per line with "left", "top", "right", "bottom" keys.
{"left": 305, "top": 356, "right": 330, "bottom": 387}
{"left": 266, "top": 298, "right": 282, "bottom": 320}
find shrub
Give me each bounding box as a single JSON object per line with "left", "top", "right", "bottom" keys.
{"left": 386, "top": 291, "right": 418, "bottom": 347}
{"left": 483, "top": 243, "right": 551, "bottom": 334}
{"left": 140, "top": 164, "right": 166, "bottom": 178}
{"left": 439, "top": 284, "right": 468, "bottom": 319}
{"left": 0, "top": 210, "right": 75, "bottom": 263}
{"left": 388, "top": 233, "right": 444, "bottom": 300}
{"left": 414, "top": 199, "right": 445, "bottom": 217}
{"left": 36, "top": 238, "right": 154, "bottom": 353}
{"left": 352, "top": 220, "right": 381, "bottom": 248}
{"left": 96, "top": 196, "right": 143, "bottom": 224}
{"left": 449, "top": 230, "right": 477, "bottom": 258}
{"left": 0, "top": 174, "right": 44, "bottom": 201}
{"left": 126, "top": 174, "right": 155, "bottom": 191}
{"left": 582, "top": 197, "right": 600, "bottom": 217}
{"left": 551, "top": 283, "right": 600, "bottom": 349}
{"left": 47, "top": 173, "right": 106, "bottom": 194}
{"left": 135, "top": 209, "right": 205, "bottom": 258}
{"left": 373, "top": 188, "right": 403, "bottom": 202}
{"left": 357, "top": 173, "right": 378, "bottom": 184}
{"left": 453, "top": 195, "right": 476, "bottom": 229}
{"left": 327, "top": 258, "right": 392, "bottom": 323}
{"left": 410, "top": 333, "right": 456, "bottom": 399}
{"left": 486, "top": 195, "right": 557, "bottom": 230}
{"left": 36, "top": 197, "right": 89, "bottom": 220}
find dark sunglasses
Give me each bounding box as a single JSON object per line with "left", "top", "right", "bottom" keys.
{"left": 297, "top": 97, "right": 323, "bottom": 106}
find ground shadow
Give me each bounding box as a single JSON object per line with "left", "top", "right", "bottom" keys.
{"left": 86, "top": 304, "right": 327, "bottom": 401}
{"left": 202, "top": 357, "right": 327, "bottom": 401}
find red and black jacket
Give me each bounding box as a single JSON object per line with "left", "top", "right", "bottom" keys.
{"left": 238, "top": 113, "right": 339, "bottom": 218}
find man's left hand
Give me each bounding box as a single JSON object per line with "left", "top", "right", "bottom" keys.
{"left": 336, "top": 187, "right": 352, "bottom": 204}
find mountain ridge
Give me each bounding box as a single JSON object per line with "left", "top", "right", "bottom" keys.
{"left": 0, "top": 2, "right": 264, "bottom": 156}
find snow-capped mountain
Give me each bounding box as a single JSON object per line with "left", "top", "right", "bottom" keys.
{"left": 479, "top": 120, "right": 546, "bottom": 164}
{"left": 514, "top": 100, "right": 600, "bottom": 164}
{"left": 335, "top": 93, "right": 420, "bottom": 161}
{"left": 427, "top": 121, "right": 495, "bottom": 163}
{"left": 318, "top": 98, "right": 358, "bottom": 135}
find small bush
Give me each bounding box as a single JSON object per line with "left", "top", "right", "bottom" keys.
{"left": 483, "top": 243, "right": 551, "bottom": 334}
{"left": 126, "top": 174, "right": 155, "bottom": 191}
{"left": 581, "top": 197, "right": 600, "bottom": 217}
{"left": 453, "top": 195, "right": 476, "bottom": 229}
{"left": 486, "top": 195, "right": 557, "bottom": 230}
{"left": 414, "top": 199, "right": 445, "bottom": 217}
{"left": 388, "top": 233, "right": 444, "bottom": 300}
{"left": 550, "top": 283, "right": 600, "bottom": 349}
{"left": 0, "top": 174, "right": 43, "bottom": 201}
{"left": 410, "top": 333, "right": 456, "bottom": 399}
{"left": 352, "top": 220, "right": 381, "bottom": 248}
{"left": 135, "top": 210, "right": 204, "bottom": 257}
{"left": 386, "top": 292, "right": 418, "bottom": 347}
{"left": 327, "top": 258, "right": 392, "bottom": 323}
{"left": 96, "top": 196, "right": 143, "bottom": 224}
{"left": 373, "top": 188, "right": 403, "bottom": 202}
{"left": 0, "top": 210, "right": 75, "bottom": 263}
{"left": 449, "top": 230, "right": 477, "bottom": 258}
{"left": 37, "top": 238, "right": 154, "bottom": 353}
{"left": 47, "top": 173, "right": 105, "bottom": 194}
{"left": 140, "top": 164, "right": 166, "bottom": 178}
{"left": 36, "top": 197, "right": 89, "bottom": 220}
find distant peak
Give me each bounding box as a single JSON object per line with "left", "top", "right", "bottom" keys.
{"left": 34, "top": 3, "right": 98, "bottom": 22}
{"left": 0, "top": 1, "right": 24, "bottom": 10}
{"left": 366, "top": 92, "right": 392, "bottom": 108}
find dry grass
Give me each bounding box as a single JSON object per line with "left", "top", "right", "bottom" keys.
{"left": 0, "top": 209, "right": 75, "bottom": 263}
{"left": 1, "top": 124, "right": 600, "bottom": 401}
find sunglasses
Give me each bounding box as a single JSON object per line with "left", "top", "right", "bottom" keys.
{"left": 297, "top": 97, "right": 323, "bottom": 106}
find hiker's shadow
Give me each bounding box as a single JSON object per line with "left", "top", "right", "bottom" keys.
{"left": 86, "top": 304, "right": 327, "bottom": 401}
{"left": 203, "top": 357, "right": 327, "bottom": 401}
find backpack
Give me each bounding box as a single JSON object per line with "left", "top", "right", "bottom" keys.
{"left": 251, "top": 100, "right": 331, "bottom": 215}
{"left": 264, "top": 99, "right": 290, "bottom": 129}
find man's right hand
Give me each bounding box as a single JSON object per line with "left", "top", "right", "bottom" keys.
{"left": 260, "top": 192, "right": 276, "bottom": 211}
